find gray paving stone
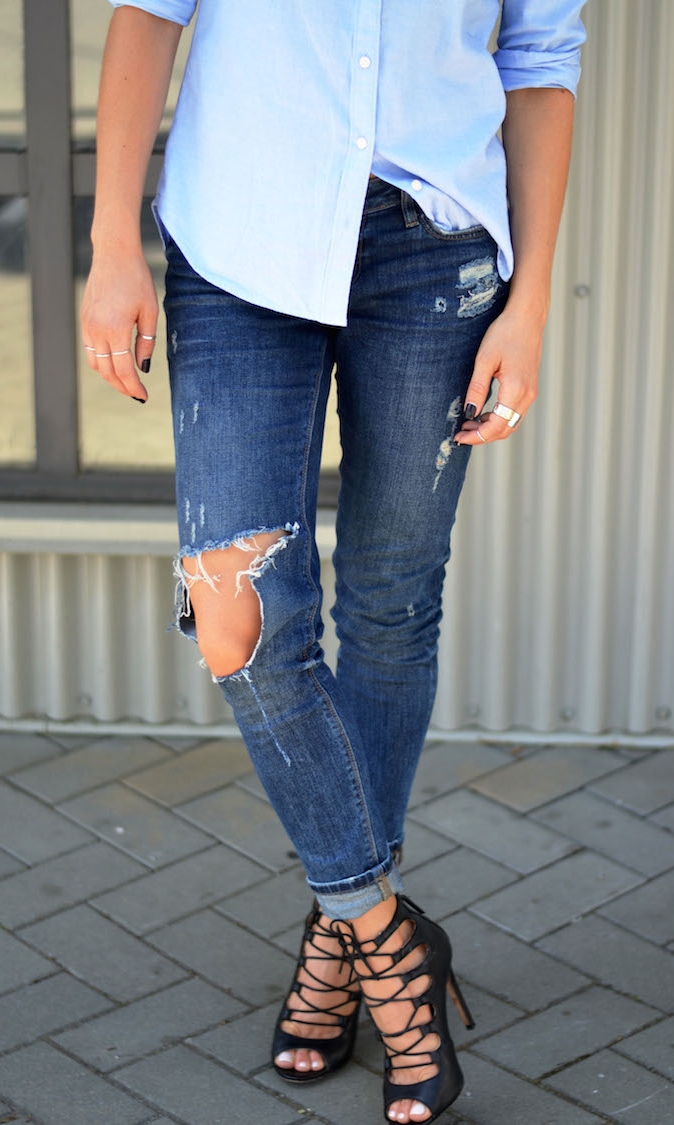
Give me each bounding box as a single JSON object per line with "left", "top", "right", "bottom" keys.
{"left": 351, "top": 1011, "right": 384, "bottom": 1073}
{"left": 599, "top": 870, "right": 674, "bottom": 944}
{"left": 115, "top": 1044, "right": 298, "bottom": 1125}
{"left": 475, "top": 985, "right": 658, "bottom": 1079}
{"left": 449, "top": 1052, "right": 603, "bottom": 1124}
{"left": 0, "top": 1041, "right": 149, "bottom": 1125}
{"left": 149, "top": 909, "right": 295, "bottom": 1008}
{"left": 58, "top": 783, "right": 214, "bottom": 868}
{"left": 404, "top": 847, "right": 518, "bottom": 920}
{"left": 0, "top": 732, "right": 62, "bottom": 774}
{"left": 398, "top": 818, "right": 457, "bottom": 871}
{"left": 0, "top": 841, "right": 146, "bottom": 927}
{"left": 233, "top": 769, "right": 268, "bottom": 801}
{"left": 0, "top": 845, "right": 25, "bottom": 878}
{"left": 532, "top": 789, "right": 674, "bottom": 876}
{"left": 54, "top": 977, "right": 244, "bottom": 1072}
{"left": 257, "top": 1061, "right": 383, "bottom": 1125}
{"left": 216, "top": 867, "right": 312, "bottom": 937}
{"left": 0, "top": 1101, "right": 34, "bottom": 1125}
{"left": 537, "top": 914, "right": 674, "bottom": 1012}
{"left": 0, "top": 971, "right": 111, "bottom": 1052}
{"left": 0, "top": 780, "right": 92, "bottom": 864}
{"left": 471, "top": 851, "right": 643, "bottom": 941}
{"left": 449, "top": 983, "right": 524, "bottom": 1050}
{"left": 92, "top": 844, "right": 266, "bottom": 934}
{"left": 407, "top": 740, "right": 508, "bottom": 809}
{"left": 48, "top": 734, "right": 97, "bottom": 751}
{"left": 442, "top": 912, "right": 589, "bottom": 1012}
{"left": 469, "top": 745, "right": 625, "bottom": 812}
{"left": 0, "top": 928, "right": 55, "bottom": 995}
{"left": 590, "top": 749, "right": 674, "bottom": 814}
{"left": 126, "top": 738, "right": 251, "bottom": 805}
{"left": 651, "top": 801, "right": 674, "bottom": 831}
{"left": 613, "top": 1014, "right": 674, "bottom": 1079}
{"left": 412, "top": 789, "right": 577, "bottom": 874}
{"left": 191, "top": 1001, "right": 280, "bottom": 1075}
{"left": 546, "top": 1047, "right": 674, "bottom": 1122}
{"left": 155, "top": 735, "right": 202, "bottom": 752}
{"left": 176, "top": 785, "right": 297, "bottom": 872}
{"left": 9, "top": 737, "right": 171, "bottom": 803}
{"left": 272, "top": 920, "right": 306, "bottom": 956}
{"left": 21, "top": 904, "right": 187, "bottom": 1002}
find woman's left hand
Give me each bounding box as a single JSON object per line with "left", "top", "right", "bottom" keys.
{"left": 453, "top": 302, "right": 545, "bottom": 446}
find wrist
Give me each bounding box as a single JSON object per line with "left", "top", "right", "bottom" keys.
{"left": 504, "top": 282, "right": 550, "bottom": 326}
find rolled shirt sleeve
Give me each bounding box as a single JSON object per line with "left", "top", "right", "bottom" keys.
{"left": 494, "top": 0, "right": 587, "bottom": 96}
{"left": 108, "top": 0, "right": 197, "bottom": 27}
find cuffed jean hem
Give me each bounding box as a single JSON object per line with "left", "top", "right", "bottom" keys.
{"left": 312, "top": 862, "right": 405, "bottom": 921}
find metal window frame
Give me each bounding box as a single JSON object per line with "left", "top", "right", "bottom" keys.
{"left": 0, "top": 0, "right": 338, "bottom": 507}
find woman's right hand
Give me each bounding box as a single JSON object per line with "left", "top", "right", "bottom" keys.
{"left": 80, "top": 246, "right": 158, "bottom": 402}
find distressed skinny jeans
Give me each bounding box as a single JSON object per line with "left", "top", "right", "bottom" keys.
{"left": 163, "top": 177, "right": 508, "bottom": 919}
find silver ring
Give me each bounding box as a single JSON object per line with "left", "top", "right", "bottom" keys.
{"left": 138, "top": 334, "right": 156, "bottom": 340}
{"left": 94, "top": 352, "right": 112, "bottom": 358}
{"left": 111, "top": 349, "right": 132, "bottom": 356}
{"left": 476, "top": 428, "right": 487, "bottom": 443}
{"left": 493, "top": 401, "right": 523, "bottom": 429}
{"left": 84, "top": 344, "right": 96, "bottom": 351}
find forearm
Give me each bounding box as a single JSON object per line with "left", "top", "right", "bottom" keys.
{"left": 91, "top": 6, "right": 182, "bottom": 252}
{"left": 502, "top": 87, "right": 575, "bottom": 323}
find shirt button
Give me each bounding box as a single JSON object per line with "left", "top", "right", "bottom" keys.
{"left": 359, "top": 55, "right": 371, "bottom": 68}
{"left": 356, "top": 136, "right": 368, "bottom": 150}
{"left": 411, "top": 179, "right": 423, "bottom": 191}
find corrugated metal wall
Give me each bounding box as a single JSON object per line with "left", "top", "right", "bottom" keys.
{"left": 1, "top": 0, "right": 673, "bottom": 736}
{"left": 437, "top": 0, "right": 674, "bottom": 736}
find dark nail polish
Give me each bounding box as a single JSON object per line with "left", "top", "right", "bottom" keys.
{"left": 141, "top": 358, "right": 151, "bottom": 373}
{"left": 132, "top": 396, "right": 146, "bottom": 404}
{"left": 464, "top": 403, "right": 477, "bottom": 420}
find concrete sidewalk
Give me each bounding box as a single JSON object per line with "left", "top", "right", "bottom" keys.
{"left": 0, "top": 732, "right": 672, "bottom": 1124}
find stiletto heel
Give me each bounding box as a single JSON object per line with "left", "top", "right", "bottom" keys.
{"left": 332, "top": 895, "right": 472, "bottom": 1124}
{"left": 446, "top": 965, "right": 475, "bottom": 1030}
{"left": 272, "top": 901, "right": 361, "bottom": 1083}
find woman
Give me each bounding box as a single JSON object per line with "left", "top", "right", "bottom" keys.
{"left": 81, "top": 3, "right": 586, "bottom": 1121}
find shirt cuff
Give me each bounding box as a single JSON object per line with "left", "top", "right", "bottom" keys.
{"left": 108, "top": 0, "right": 196, "bottom": 27}
{"left": 494, "top": 47, "right": 582, "bottom": 97}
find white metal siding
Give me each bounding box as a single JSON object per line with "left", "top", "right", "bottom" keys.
{"left": 1, "top": 0, "right": 672, "bottom": 736}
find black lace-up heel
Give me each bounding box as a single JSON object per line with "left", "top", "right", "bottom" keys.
{"left": 272, "top": 902, "right": 361, "bottom": 1082}
{"left": 332, "top": 895, "right": 474, "bottom": 1123}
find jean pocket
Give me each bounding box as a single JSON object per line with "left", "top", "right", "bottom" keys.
{"left": 417, "top": 209, "right": 488, "bottom": 242}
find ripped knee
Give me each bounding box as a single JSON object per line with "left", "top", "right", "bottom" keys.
{"left": 173, "top": 523, "right": 299, "bottom": 678}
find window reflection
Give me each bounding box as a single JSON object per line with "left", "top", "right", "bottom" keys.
{"left": 0, "top": 0, "right": 25, "bottom": 148}
{"left": 70, "top": 0, "right": 193, "bottom": 146}
{"left": 0, "top": 196, "right": 35, "bottom": 466}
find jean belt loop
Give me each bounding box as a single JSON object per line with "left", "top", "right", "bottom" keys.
{"left": 400, "top": 190, "right": 420, "bottom": 229}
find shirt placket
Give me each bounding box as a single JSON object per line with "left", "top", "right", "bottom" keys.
{"left": 319, "top": 0, "right": 383, "bottom": 324}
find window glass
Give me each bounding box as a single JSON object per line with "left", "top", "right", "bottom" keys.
{"left": 0, "top": 196, "right": 35, "bottom": 465}
{"left": 0, "top": 0, "right": 25, "bottom": 149}
{"left": 70, "top": 0, "right": 194, "bottom": 146}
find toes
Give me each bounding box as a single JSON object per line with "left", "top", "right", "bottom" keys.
{"left": 387, "top": 1101, "right": 430, "bottom": 1123}
{"left": 275, "top": 1048, "right": 325, "bottom": 1074}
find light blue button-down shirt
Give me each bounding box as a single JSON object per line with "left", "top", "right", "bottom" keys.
{"left": 111, "top": 0, "right": 586, "bottom": 325}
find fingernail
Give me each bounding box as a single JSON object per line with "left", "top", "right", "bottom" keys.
{"left": 132, "top": 396, "right": 146, "bottom": 404}
{"left": 141, "top": 358, "right": 151, "bottom": 373}
{"left": 464, "top": 403, "right": 477, "bottom": 420}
